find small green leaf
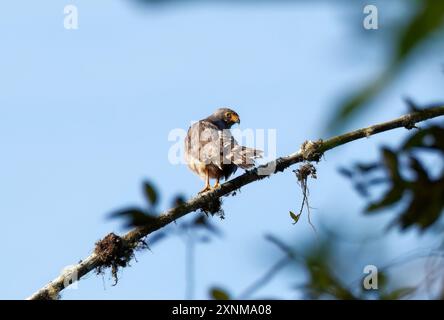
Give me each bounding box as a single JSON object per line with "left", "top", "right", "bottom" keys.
{"left": 143, "top": 181, "right": 158, "bottom": 206}
{"left": 210, "top": 287, "right": 230, "bottom": 300}
{"left": 290, "top": 211, "right": 301, "bottom": 225}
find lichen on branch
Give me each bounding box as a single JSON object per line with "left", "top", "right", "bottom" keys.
{"left": 27, "top": 104, "right": 444, "bottom": 300}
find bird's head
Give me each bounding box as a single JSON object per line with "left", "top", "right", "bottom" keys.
{"left": 211, "top": 108, "right": 240, "bottom": 128}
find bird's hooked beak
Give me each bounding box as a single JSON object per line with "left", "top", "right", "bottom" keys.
{"left": 230, "top": 113, "right": 240, "bottom": 124}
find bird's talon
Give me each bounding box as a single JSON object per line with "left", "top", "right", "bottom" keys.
{"left": 198, "top": 186, "right": 211, "bottom": 194}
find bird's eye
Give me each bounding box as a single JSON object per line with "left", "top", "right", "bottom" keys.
{"left": 225, "top": 112, "right": 231, "bottom": 119}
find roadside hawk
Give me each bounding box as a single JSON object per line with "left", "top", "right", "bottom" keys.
{"left": 184, "top": 108, "right": 263, "bottom": 193}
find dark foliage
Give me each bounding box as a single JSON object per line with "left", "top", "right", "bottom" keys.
{"left": 340, "top": 125, "right": 444, "bottom": 231}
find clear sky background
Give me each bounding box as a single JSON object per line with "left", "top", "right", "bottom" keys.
{"left": 1, "top": 1, "right": 443, "bottom": 299}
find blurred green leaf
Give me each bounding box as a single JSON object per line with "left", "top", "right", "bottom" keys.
{"left": 344, "top": 124, "right": 444, "bottom": 230}
{"left": 302, "top": 241, "right": 357, "bottom": 300}
{"left": 109, "top": 207, "right": 157, "bottom": 227}
{"left": 338, "top": 167, "right": 354, "bottom": 179}
{"left": 172, "top": 194, "right": 186, "bottom": 207}
{"left": 210, "top": 287, "right": 231, "bottom": 300}
{"left": 365, "top": 148, "right": 406, "bottom": 213}
{"left": 408, "top": 156, "right": 429, "bottom": 182}
{"left": 377, "top": 271, "right": 388, "bottom": 291}
{"left": 381, "top": 287, "right": 416, "bottom": 300}
{"left": 395, "top": 0, "right": 444, "bottom": 60}
{"left": 328, "top": 1, "right": 444, "bottom": 132}
{"left": 356, "top": 163, "right": 380, "bottom": 173}
{"left": 398, "top": 179, "right": 444, "bottom": 230}
{"left": 381, "top": 148, "right": 402, "bottom": 182}
{"left": 402, "top": 125, "right": 444, "bottom": 152}
{"left": 329, "top": 73, "right": 390, "bottom": 132}
{"left": 365, "top": 184, "right": 405, "bottom": 213}
{"left": 143, "top": 181, "right": 158, "bottom": 206}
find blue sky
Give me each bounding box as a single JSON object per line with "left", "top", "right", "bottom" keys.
{"left": 1, "top": 1, "right": 443, "bottom": 299}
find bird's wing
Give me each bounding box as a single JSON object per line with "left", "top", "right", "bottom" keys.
{"left": 185, "top": 120, "right": 227, "bottom": 170}
{"left": 206, "top": 127, "right": 262, "bottom": 169}
{"left": 185, "top": 120, "right": 263, "bottom": 170}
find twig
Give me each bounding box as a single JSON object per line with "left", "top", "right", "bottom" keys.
{"left": 237, "top": 235, "right": 298, "bottom": 299}
{"left": 237, "top": 257, "right": 291, "bottom": 300}
{"left": 27, "top": 105, "right": 444, "bottom": 300}
{"left": 294, "top": 163, "right": 317, "bottom": 234}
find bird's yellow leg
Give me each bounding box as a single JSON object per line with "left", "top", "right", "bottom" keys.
{"left": 199, "top": 170, "right": 211, "bottom": 194}
{"left": 213, "top": 177, "right": 221, "bottom": 189}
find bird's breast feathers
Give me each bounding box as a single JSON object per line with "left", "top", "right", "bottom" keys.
{"left": 184, "top": 119, "right": 263, "bottom": 180}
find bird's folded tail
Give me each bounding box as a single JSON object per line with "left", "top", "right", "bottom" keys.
{"left": 232, "top": 146, "right": 263, "bottom": 169}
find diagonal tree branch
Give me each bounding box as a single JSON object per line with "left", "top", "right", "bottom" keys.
{"left": 27, "top": 105, "right": 444, "bottom": 300}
